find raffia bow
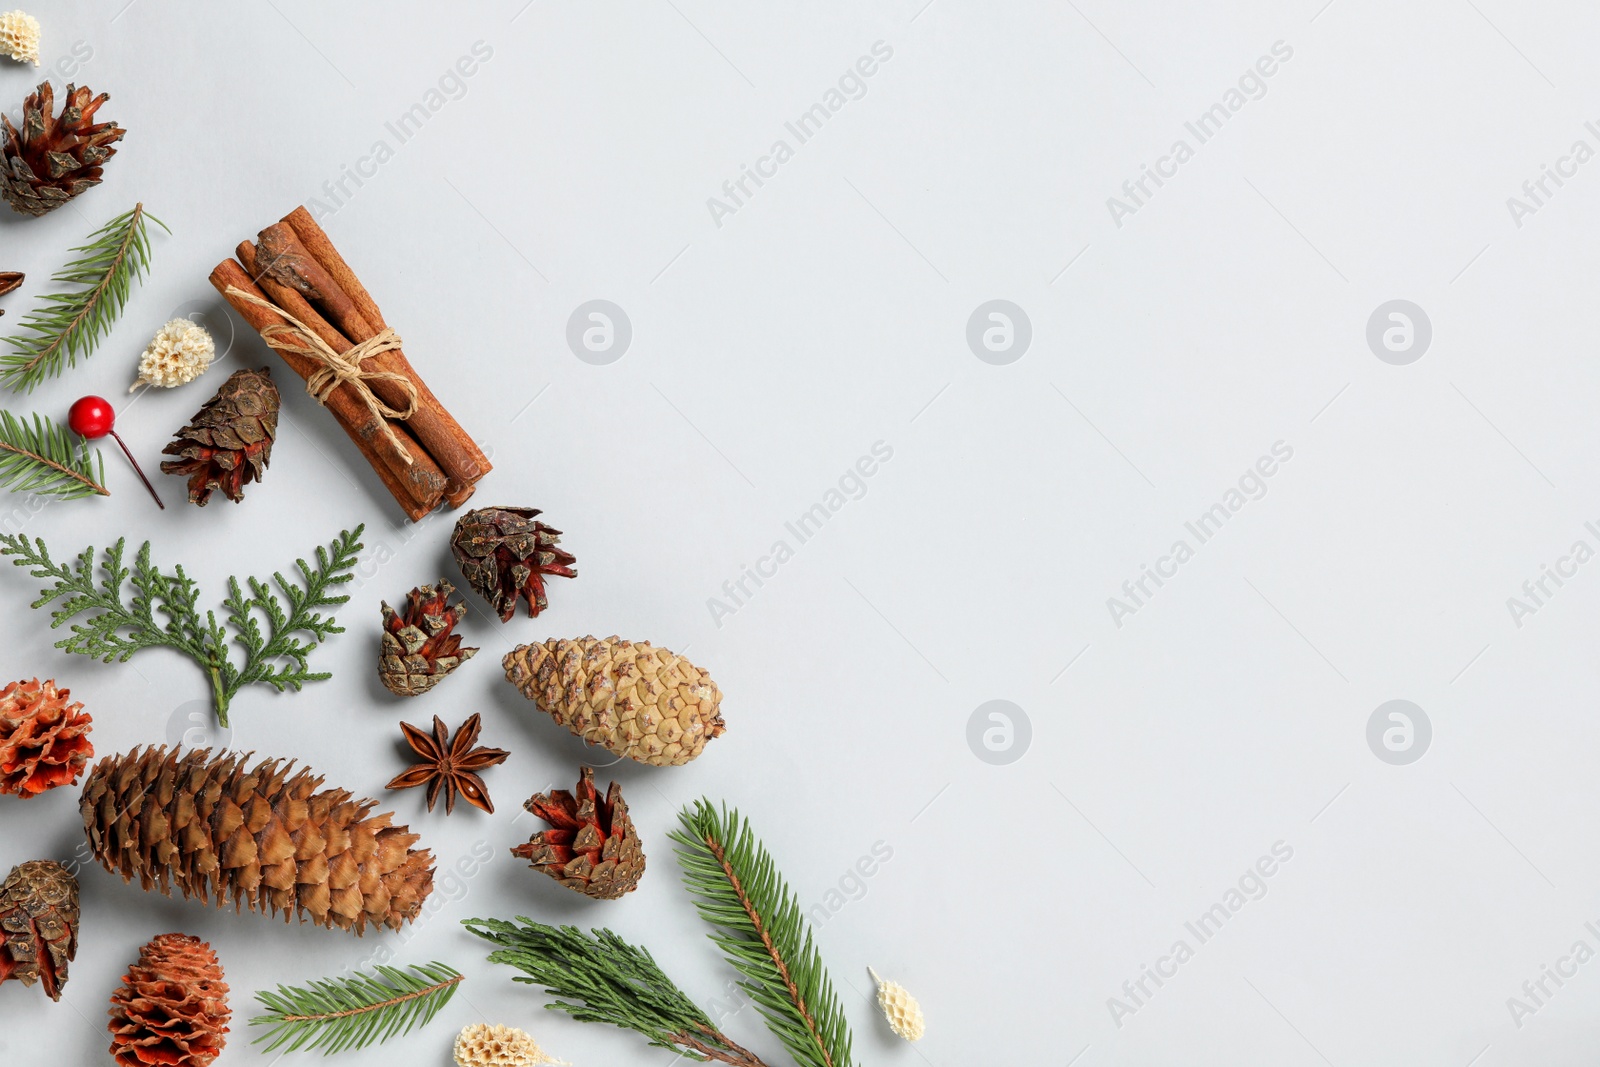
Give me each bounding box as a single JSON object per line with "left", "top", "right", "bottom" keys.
{"left": 224, "top": 286, "right": 420, "bottom": 463}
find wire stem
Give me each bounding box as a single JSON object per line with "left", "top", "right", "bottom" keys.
{"left": 109, "top": 429, "right": 163, "bottom": 508}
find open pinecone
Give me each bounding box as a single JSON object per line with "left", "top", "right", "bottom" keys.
{"left": 160, "top": 367, "right": 279, "bottom": 505}
{"left": 0, "top": 860, "right": 79, "bottom": 1001}
{"left": 380, "top": 580, "right": 478, "bottom": 697}
{"left": 513, "top": 766, "right": 645, "bottom": 900}
{"left": 108, "top": 933, "right": 230, "bottom": 1067}
{"left": 503, "top": 637, "right": 724, "bottom": 766}
{"left": 450, "top": 507, "right": 576, "bottom": 622}
{"left": 81, "top": 746, "right": 435, "bottom": 935}
{"left": 0, "top": 677, "right": 93, "bottom": 798}
{"left": 1, "top": 82, "right": 125, "bottom": 217}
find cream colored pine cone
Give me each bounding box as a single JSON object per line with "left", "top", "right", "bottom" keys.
{"left": 0, "top": 11, "right": 39, "bottom": 66}
{"left": 502, "top": 636, "right": 724, "bottom": 767}
{"left": 453, "top": 1023, "right": 566, "bottom": 1066}
{"left": 869, "top": 967, "right": 925, "bottom": 1042}
{"left": 132, "top": 318, "right": 216, "bottom": 390}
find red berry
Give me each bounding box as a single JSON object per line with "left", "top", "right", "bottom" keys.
{"left": 67, "top": 396, "right": 115, "bottom": 439}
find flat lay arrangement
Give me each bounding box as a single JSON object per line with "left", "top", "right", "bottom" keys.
{"left": 0, "top": 11, "right": 923, "bottom": 1066}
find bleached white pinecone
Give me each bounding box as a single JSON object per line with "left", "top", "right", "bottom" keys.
{"left": 869, "top": 967, "right": 926, "bottom": 1042}
{"left": 0, "top": 11, "right": 39, "bottom": 65}
{"left": 453, "top": 1023, "right": 567, "bottom": 1067}
{"left": 131, "top": 318, "right": 215, "bottom": 391}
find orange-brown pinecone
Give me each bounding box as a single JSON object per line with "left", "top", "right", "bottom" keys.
{"left": 0, "top": 860, "right": 79, "bottom": 1001}
{"left": 80, "top": 746, "right": 435, "bottom": 935}
{"left": 108, "top": 933, "right": 230, "bottom": 1067}
{"left": 512, "top": 766, "right": 645, "bottom": 900}
{"left": 159, "top": 368, "right": 279, "bottom": 505}
{"left": 451, "top": 507, "right": 577, "bottom": 622}
{"left": 379, "top": 580, "right": 478, "bottom": 697}
{"left": 1, "top": 82, "right": 125, "bottom": 217}
{"left": 0, "top": 677, "right": 93, "bottom": 798}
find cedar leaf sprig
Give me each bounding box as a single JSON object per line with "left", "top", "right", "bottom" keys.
{"left": 462, "top": 917, "right": 774, "bottom": 1067}
{"left": 0, "top": 409, "right": 106, "bottom": 498}
{"left": 0, "top": 204, "right": 167, "bottom": 391}
{"left": 0, "top": 524, "right": 362, "bottom": 726}
{"left": 251, "top": 962, "right": 464, "bottom": 1055}
{"left": 672, "top": 801, "right": 855, "bottom": 1067}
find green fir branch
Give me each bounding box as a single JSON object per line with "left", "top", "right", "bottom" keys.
{"left": 0, "top": 204, "right": 167, "bottom": 391}
{"left": 462, "top": 917, "right": 775, "bottom": 1067}
{"left": 0, "top": 409, "right": 106, "bottom": 498}
{"left": 0, "top": 524, "right": 362, "bottom": 726}
{"left": 250, "top": 962, "right": 464, "bottom": 1055}
{"left": 672, "top": 801, "right": 855, "bottom": 1067}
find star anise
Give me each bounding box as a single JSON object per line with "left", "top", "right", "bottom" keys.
{"left": 386, "top": 713, "right": 508, "bottom": 814}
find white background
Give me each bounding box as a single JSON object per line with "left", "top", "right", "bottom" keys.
{"left": 2, "top": 1, "right": 1597, "bottom": 1064}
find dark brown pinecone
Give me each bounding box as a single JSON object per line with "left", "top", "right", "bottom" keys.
{"left": 451, "top": 507, "right": 576, "bottom": 622}
{"left": 379, "top": 580, "right": 478, "bottom": 697}
{"left": 512, "top": 766, "right": 645, "bottom": 900}
{"left": 160, "top": 367, "right": 278, "bottom": 505}
{"left": 0, "top": 860, "right": 79, "bottom": 1001}
{"left": 107, "top": 933, "right": 229, "bottom": 1067}
{"left": 1, "top": 83, "right": 125, "bottom": 217}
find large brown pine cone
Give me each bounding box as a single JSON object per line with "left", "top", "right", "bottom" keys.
{"left": 80, "top": 746, "right": 435, "bottom": 935}
{"left": 0, "top": 860, "right": 79, "bottom": 1001}
{"left": 159, "top": 367, "right": 279, "bottom": 505}
{"left": 108, "top": 933, "right": 230, "bottom": 1067}
{"left": 450, "top": 507, "right": 576, "bottom": 622}
{"left": 379, "top": 580, "right": 478, "bottom": 697}
{"left": 502, "top": 636, "right": 724, "bottom": 767}
{"left": 1, "top": 82, "right": 125, "bottom": 217}
{"left": 0, "top": 677, "right": 93, "bottom": 797}
{"left": 513, "top": 766, "right": 645, "bottom": 900}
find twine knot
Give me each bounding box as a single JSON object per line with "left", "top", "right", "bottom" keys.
{"left": 225, "top": 286, "right": 420, "bottom": 463}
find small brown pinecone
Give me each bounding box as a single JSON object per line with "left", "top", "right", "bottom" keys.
{"left": 503, "top": 637, "right": 724, "bottom": 767}
{"left": 513, "top": 766, "right": 645, "bottom": 900}
{"left": 108, "top": 933, "right": 230, "bottom": 1067}
{"left": 81, "top": 746, "right": 435, "bottom": 935}
{"left": 450, "top": 507, "right": 576, "bottom": 622}
{"left": 380, "top": 580, "right": 478, "bottom": 697}
{"left": 0, "top": 860, "right": 79, "bottom": 1001}
{"left": 159, "top": 367, "right": 278, "bottom": 505}
{"left": 0, "top": 677, "right": 93, "bottom": 797}
{"left": 1, "top": 83, "right": 125, "bottom": 217}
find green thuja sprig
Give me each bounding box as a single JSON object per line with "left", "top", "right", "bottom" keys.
{"left": 463, "top": 918, "right": 775, "bottom": 1067}
{"left": 672, "top": 801, "right": 855, "bottom": 1067}
{"left": 251, "top": 962, "right": 464, "bottom": 1055}
{"left": 0, "top": 524, "right": 362, "bottom": 726}
{"left": 0, "top": 204, "right": 167, "bottom": 392}
{"left": 0, "top": 409, "right": 106, "bottom": 498}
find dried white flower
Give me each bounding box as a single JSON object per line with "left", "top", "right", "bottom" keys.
{"left": 130, "top": 318, "right": 215, "bottom": 391}
{"left": 869, "top": 967, "right": 925, "bottom": 1042}
{"left": 0, "top": 10, "right": 39, "bottom": 66}
{"left": 453, "top": 1023, "right": 567, "bottom": 1067}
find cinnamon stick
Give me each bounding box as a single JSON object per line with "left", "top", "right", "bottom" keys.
{"left": 210, "top": 258, "right": 443, "bottom": 521}
{"left": 234, "top": 242, "right": 449, "bottom": 514}
{"left": 281, "top": 207, "right": 492, "bottom": 483}
{"left": 258, "top": 220, "right": 492, "bottom": 491}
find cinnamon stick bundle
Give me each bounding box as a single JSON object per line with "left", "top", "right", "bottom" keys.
{"left": 209, "top": 208, "right": 491, "bottom": 520}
